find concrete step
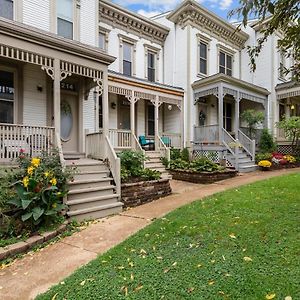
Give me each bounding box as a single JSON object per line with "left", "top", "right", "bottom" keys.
{"left": 146, "top": 158, "right": 162, "bottom": 164}
{"left": 72, "top": 163, "right": 108, "bottom": 173}
{"left": 145, "top": 162, "right": 165, "bottom": 169}
{"left": 67, "top": 202, "right": 123, "bottom": 222}
{"left": 68, "top": 178, "right": 114, "bottom": 191}
{"left": 64, "top": 153, "right": 86, "bottom": 160}
{"left": 73, "top": 170, "right": 110, "bottom": 181}
{"left": 67, "top": 194, "right": 120, "bottom": 211}
{"left": 68, "top": 186, "right": 116, "bottom": 201}
{"left": 145, "top": 151, "right": 161, "bottom": 158}
{"left": 239, "top": 164, "right": 258, "bottom": 173}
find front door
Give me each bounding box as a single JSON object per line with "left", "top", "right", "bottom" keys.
{"left": 60, "top": 93, "right": 79, "bottom": 153}
{"left": 223, "top": 102, "right": 233, "bottom": 133}
{"left": 118, "top": 96, "right": 131, "bottom": 130}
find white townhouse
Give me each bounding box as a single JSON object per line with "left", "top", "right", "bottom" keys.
{"left": 0, "top": 0, "right": 298, "bottom": 219}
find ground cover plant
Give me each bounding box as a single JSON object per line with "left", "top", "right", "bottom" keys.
{"left": 118, "top": 150, "right": 160, "bottom": 183}
{"left": 37, "top": 173, "right": 300, "bottom": 300}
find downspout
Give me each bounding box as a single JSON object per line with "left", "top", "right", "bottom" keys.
{"left": 270, "top": 35, "right": 275, "bottom": 133}
{"left": 186, "top": 23, "right": 191, "bottom": 149}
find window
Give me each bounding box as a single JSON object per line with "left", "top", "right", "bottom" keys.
{"left": 199, "top": 42, "right": 208, "bottom": 75}
{"left": 279, "top": 51, "right": 286, "bottom": 79}
{"left": 123, "top": 42, "right": 132, "bottom": 76}
{"left": 223, "top": 102, "right": 232, "bottom": 132}
{"left": 146, "top": 104, "right": 155, "bottom": 136}
{"left": 57, "top": 0, "right": 73, "bottom": 39}
{"left": 219, "top": 51, "right": 232, "bottom": 76}
{"left": 0, "top": 70, "right": 14, "bottom": 124}
{"left": 147, "top": 52, "right": 156, "bottom": 82}
{"left": 99, "top": 32, "right": 105, "bottom": 50}
{"left": 0, "top": 0, "right": 13, "bottom": 20}
{"left": 98, "top": 95, "right": 103, "bottom": 129}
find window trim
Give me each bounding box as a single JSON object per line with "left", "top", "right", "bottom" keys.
{"left": 119, "top": 34, "right": 137, "bottom": 76}
{"left": 278, "top": 50, "right": 287, "bottom": 81}
{"left": 0, "top": 65, "right": 18, "bottom": 124}
{"left": 218, "top": 46, "right": 234, "bottom": 76}
{"left": 98, "top": 27, "right": 110, "bottom": 52}
{"left": 0, "top": 0, "right": 22, "bottom": 21}
{"left": 197, "top": 33, "right": 211, "bottom": 78}
{"left": 144, "top": 44, "right": 160, "bottom": 82}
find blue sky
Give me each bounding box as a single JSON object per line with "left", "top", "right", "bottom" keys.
{"left": 111, "top": 0, "right": 241, "bottom": 21}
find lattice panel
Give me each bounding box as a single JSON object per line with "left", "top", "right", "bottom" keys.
{"left": 277, "top": 145, "right": 300, "bottom": 156}
{"left": 193, "top": 150, "right": 233, "bottom": 167}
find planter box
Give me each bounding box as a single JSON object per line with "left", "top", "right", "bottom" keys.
{"left": 121, "top": 179, "right": 172, "bottom": 208}
{"left": 169, "top": 169, "right": 238, "bottom": 184}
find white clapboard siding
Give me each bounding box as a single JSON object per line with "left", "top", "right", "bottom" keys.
{"left": 163, "top": 105, "right": 181, "bottom": 133}
{"left": 23, "top": 0, "right": 50, "bottom": 31}
{"left": 23, "top": 65, "right": 47, "bottom": 126}
{"left": 83, "top": 90, "right": 95, "bottom": 133}
{"left": 80, "top": 0, "right": 97, "bottom": 46}
{"left": 109, "top": 94, "right": 118, "bottom": 129}
{"left": 136, "top": 100, "right": 145, "bottom": 136}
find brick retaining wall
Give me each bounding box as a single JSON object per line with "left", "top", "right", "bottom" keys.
{"left": 169, "top": 169, "right": 238, "bottom": 184}
{"left": 121, "top": 179, "right": 172, "bottom": 208}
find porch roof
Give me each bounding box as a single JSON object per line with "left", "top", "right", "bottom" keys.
{"left": 0, "top": 17, "right": 115, "bottom": 66}
{"left": 275, "top": 80, "right": 300, "bottom": 100}
{"left": 192, "top": 73, "right": 269, "bottom": 105}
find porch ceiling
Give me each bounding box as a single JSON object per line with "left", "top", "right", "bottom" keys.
{"left": 276, "top": 80, "right": 300, "bottom": 100}
{"left": 193, "top": 73, "right": 269, "bottom": 105}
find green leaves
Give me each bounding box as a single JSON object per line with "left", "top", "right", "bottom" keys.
{"left": 32, "top": 207, "right": 44, "bottom": 221}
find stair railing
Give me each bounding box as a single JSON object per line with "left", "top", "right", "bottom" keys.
{"left": 157, "top": 135, "right": 171, "bottom": 166}
{"left": 221, "top": 128, "right": 240, "bottom": 169}
{"left": 105, "top": 136, "right": 121, "bottom": 199}
{"left": 132, "top": 133, "right": 146, "bottom": 168}
{"left": 238, "top": 129, "right": 255, "bottom": 161}
{"left": 55, "top": 131, "right": 66, "bottom": 170}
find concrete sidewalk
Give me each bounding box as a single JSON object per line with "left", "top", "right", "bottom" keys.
{"left": 0, "top": 168, "right": 299, "bottom": 300}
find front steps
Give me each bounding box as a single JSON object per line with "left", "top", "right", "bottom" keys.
{"left": 145, "top": 151, "right": 172, "bottom": 179}
{"left": 226, "top": 150, "right": 257, "bottom": 173}
{"left": 65, "top": 158, "right": 123, "bottom": 222}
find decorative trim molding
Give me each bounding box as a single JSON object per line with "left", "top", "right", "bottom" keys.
{"left": 118, "top": 35, "right": 137, "bottom": 76}
{"left": 99, "top": 0, "right": 169, "bottom": 45}
{"left": 144, "top": 44, "right": 160, "bottom": 82}
{"left": 167, "top": 0, "right": 248, "bottom": 49}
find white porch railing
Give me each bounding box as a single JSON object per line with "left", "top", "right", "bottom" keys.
{"left": 86, "top": 131, "right": 121, "bottom": 199}
{"left": 0, "top": 123, "right": 55, "bottom": 160}
{"left": 158, "top": 135, "right": 170, "bottom": 164}
{"left": 238, "top": 129, "right": 255, "bottom": 161}
{"left": 109, "top": 129, "right": 132, "bottom": 149}
{"left": 194, "top": 125, "right": 219, "bottom": 143}
{"left": 221, "top": 128, "right": 236, "bottom": 156}
{"left": 161, "top": 132, "right": 181, "bottom": 149}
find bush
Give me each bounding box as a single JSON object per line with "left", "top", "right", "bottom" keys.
{"left": 5, "top": 150, "right": 74, "bottom": 232}
{"left": 241, "top": 109, "right": 264, "bottom": 139}
{"left": 189, "top": 158, "right": 223, "bottom": 172}
{"left": 170, "top": 158, "right": 190, "bottom": 170}
{"left": 181, "top": 148, "right": 190, "bottom": 162}
{"left": 255, "top": 153, "right": 272, "bottom": 163}
{"left": 118, "top": 150, "right": 161, "bottom": 183}
{"left": 259, "top": 129, "right": 276, "bottom": 153}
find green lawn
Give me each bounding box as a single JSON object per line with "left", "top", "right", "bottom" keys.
{"left": 37, "top": 173, "right": 300, "bottom": 300}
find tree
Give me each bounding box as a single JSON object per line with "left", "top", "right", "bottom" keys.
{"left": 230, "top": 0, "right": 300, "bottom": 80}
{"left": 241, "top": 109, "right": 264, "bottom": 139}
{"left": 277, "top": 116, "right": 300, "bottom": 146}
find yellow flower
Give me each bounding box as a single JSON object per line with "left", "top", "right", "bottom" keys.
{"left": 57, "top": 192, "right": 62, "bottom": 196}
{"left": 284, "top": 155, "right": 296, "bottom": 163}
{"left": 258, "top": 160, "right": 272, "bottom": 168}
{"left": 52, "top": 203, "right": 57, "bottom": 208}
{"left": 23, "top": 176, "right": 29, "bottom": 188}
{"left": 27, "top": 166, "right": 34, "bottom": 175}
{"left": 44, "top": 171, "right": 50, "bottom": 178}
{"left": 31, "top": 157, "right": 41, "bottom": 168}
{"left": 50, "top": 178, "right": 57, "bottom": 186}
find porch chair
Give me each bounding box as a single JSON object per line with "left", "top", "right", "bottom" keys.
{"left": 161, "top": 136, "right": 171, "bottom": 147}
{"left": 139, "top": 135, "right": 154, "bottom": 150}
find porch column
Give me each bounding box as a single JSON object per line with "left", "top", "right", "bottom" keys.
{"left": 154, "top": 95, "right": 160, "bottom": 150}
{"left": 218, "top": 84, "right": 224, "bottom": 141}
{"left": 128, "top": 92, "right": 138, "bottom": 150}
{"left": 102, "top": 70, "right": 109, "bottom": 138}
{"left": 53, "top": 58, "right": 61, "bottom": 139}
{"left": 235, "top": 92, "right": 240, "bottom": 136}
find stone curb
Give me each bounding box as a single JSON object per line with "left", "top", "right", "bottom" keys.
{"left": 0, "top": 221, "right": 68, "bottom": 261}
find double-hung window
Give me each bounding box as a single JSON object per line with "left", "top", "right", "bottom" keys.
{"left": 0, "top": 0, "right": 13, "bottom": 20}
{"left": 99, "top": 32, "right": 105, "bottom": 50}
{"left": 147, "top": 52, "right": 156, "bottom": 82}
{"left": 57, "top": 0, "right": 73, "bottom": 39}
{"left": 123, "top": 42, "right": 133, "bottom": 76}
{"left": 199, "top": 42, "right": 208, "bottom": 75}
{"left": 0, "top": 70, "right": 14, "bottom": 124}
{"left": 279, "top": 51, "right": 286, "bottom": 79}
{"left": 219, "top": 51, "right": 233, "bottom": 76}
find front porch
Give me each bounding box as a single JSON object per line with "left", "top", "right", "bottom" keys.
{"left": 192, "top": 74, "right": 269, "bottom": 171}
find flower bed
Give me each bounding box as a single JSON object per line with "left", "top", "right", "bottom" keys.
{"left": 121, "top": 179, "right": 171, "bottom": 208}
{"left": 169, "top": 169, "right": 237, "bottom": 184}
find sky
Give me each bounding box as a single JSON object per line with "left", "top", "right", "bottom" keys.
{"left": 111, "top": 0, "right": 241, "bottom": 21}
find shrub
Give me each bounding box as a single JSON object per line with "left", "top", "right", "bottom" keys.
{"left": 241, "top": 109, "right": 264, "bottom": 139}
{"left": 140, "top": 169, "right": 161, "bottom": 181}
{"left": 6, "top": 150, "right": 74, "bottom": 231}
{"left": 277, "top": 116, "right": 300, "bottom": 146}
{"left": 255, "top": 153, "right": 272, "bottom": 163}
{"left": 259, "top": 129, "right": 276, "bottom": 153}
{"left": 170, "top": 149, "right": 181, "bottom": 161}
{"left": 170, "top": 158, "right": 190, "bottom": 170}
{"left": 189, "top": 158, "right": 223, "bottom": 172}
{"left": 181, "top": 148, "right": 190, "bottom": 162}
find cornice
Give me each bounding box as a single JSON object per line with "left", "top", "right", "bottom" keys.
{"left": 0, "top": 17, "right": 116, "bottom": 65}
{"left": 167, "top": 0, "right": 249, "bottom": 49}
{"left": 99, "top": 0, "right": 169, "bottom": 46}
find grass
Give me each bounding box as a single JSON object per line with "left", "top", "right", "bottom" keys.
{"left": 37, "top": 173, "right": 300, "bottom": 300}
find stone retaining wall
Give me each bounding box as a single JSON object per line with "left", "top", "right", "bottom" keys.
{"left": 121, "top": 179, "right": 172, "bottom": 208}
{"left": 169, "top": 169, "right": 238, "bottom": 184}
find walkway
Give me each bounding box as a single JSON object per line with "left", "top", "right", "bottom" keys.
{"left": 0, "top": 168, "right": 299, "bottom": 300}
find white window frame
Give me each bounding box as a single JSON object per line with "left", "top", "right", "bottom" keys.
{"left": 278, "top": 50, "right": 287, "bottom": 81}
{"left": 0, "top": 65, "right": 18, "bottom": 124}
{"left": 118, "top": 34, "right": 137, "bottom": 76}
{"left": 217, "top": 44, "right": 235, "bottom": 76}
{"left": 197, "top": 33, "right": 211, "bottom": 78}
{"left": 99, "top": 27, "right": 110, "bottom": 52}
{"left": 144, "top": 44, "right": 160, "bottom": 82}
{"left": 0, "top": 0, "right": 22, "bottom": 21}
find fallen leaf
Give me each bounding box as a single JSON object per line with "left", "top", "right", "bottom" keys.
{"left": 130, "top": 273, "right": 134, "bottom": 281}
{"left": 188, "top": 287, "right": 195, "bottom": 293}
{"left": 128, "top": 262, "right": 134, "bottom": 267}
{"left": 164, "top": 268, "right": 170, "bottom": 273}
{"left": 51, "top": 293, "right": 58, "bottom": 300}
{"left": 60, "top": 281, "right": 65, "bottom": 285}
{"left": 172, "top": 262, "right": 177, "bottom": 267}
{"left": 157, "top": 256, "right": 163, "bottom": 260}
{"left": 118, "top": 266, "right": 125, "bottom": 270}
{"left": 140, "top": 249, "right": 147, "bottom": 254}
{"left": 197, "top": 264, "right": 202, "bottom": 268}
{"left": 229, "top": 233, "right": 236, "bottom": 239}
{"left": 243, "top": 256, "right": 253, "bottom": 262}
{"left": 219, "top": 291, "right": 225, "bottom": 295}
{"left": 285, "top": 297, "right": 292, "bottom": 300}
{"left": 208, "top": 280, "right": 215, "bottom": 285}
{"left": 134, "top": 285, "right": 143, "bottom": 292}
{"left": 80, "top": 280, "right": 86, "bottom": 286}
{"left": 266, "top": 293, "right": 276, "bottom": 299}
